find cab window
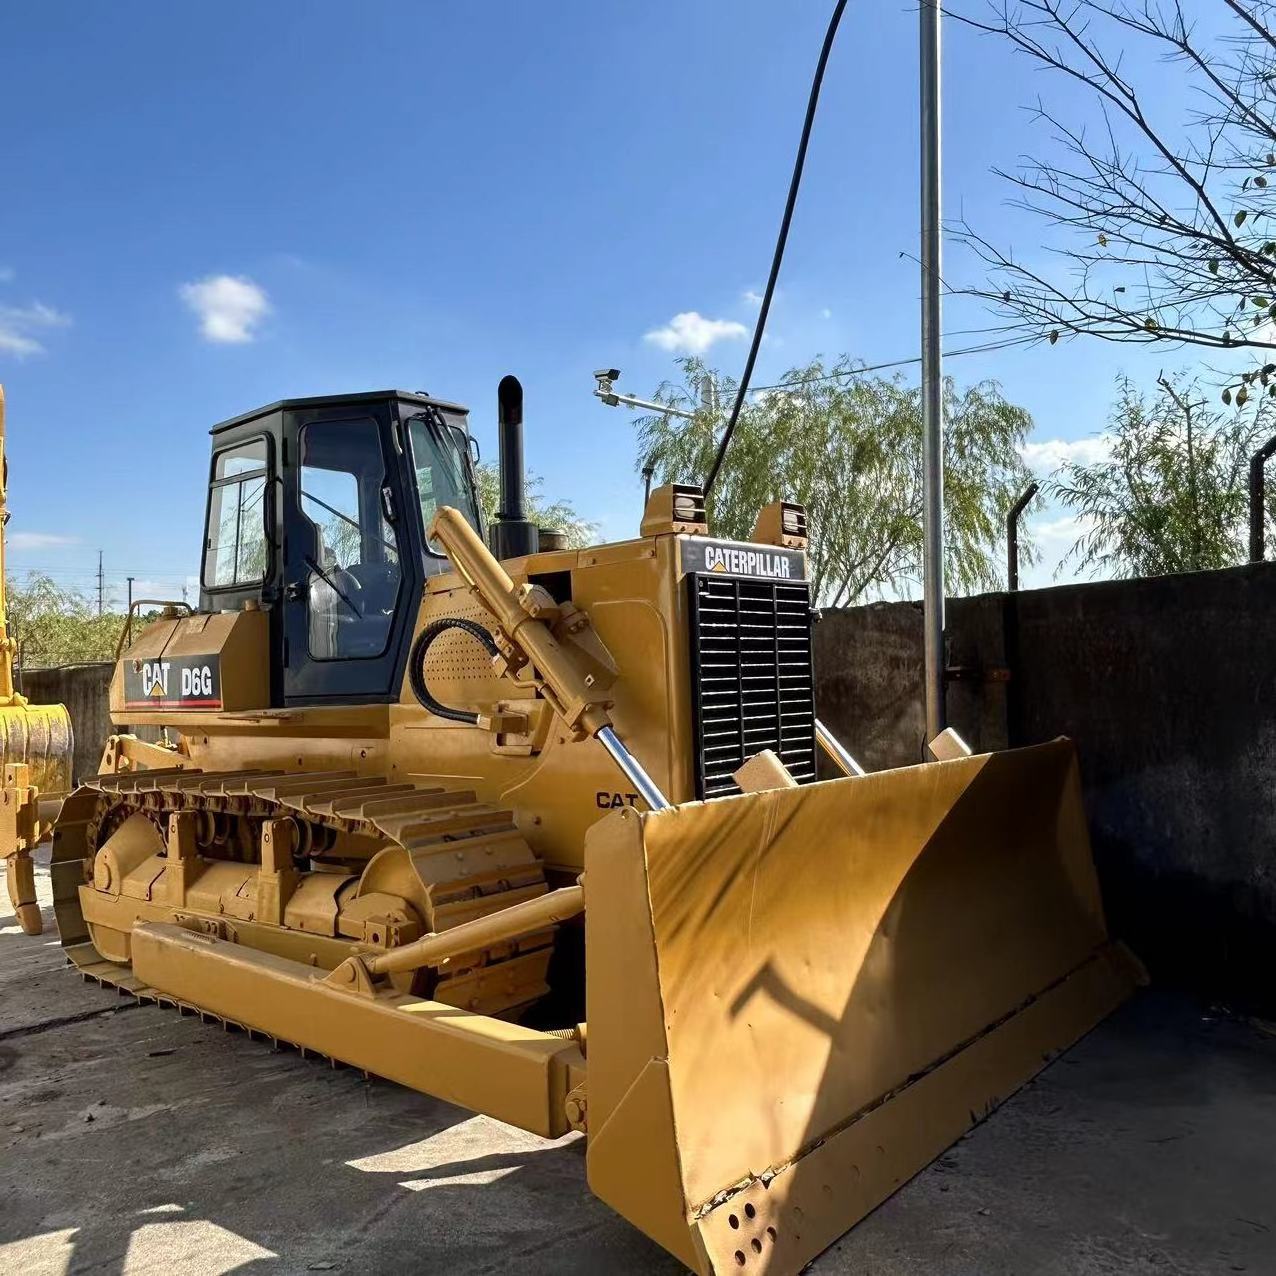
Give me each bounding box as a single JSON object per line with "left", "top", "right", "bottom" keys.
{"left": 408, "top": 412, "right": 483, "bottom": 557}
{"left": 299, "top": 418, "right": 402, "bottom": 660}
{"left": 204, "top": 438, "right": 269, "bottom": 588}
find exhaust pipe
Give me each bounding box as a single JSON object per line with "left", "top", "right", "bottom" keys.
{"left": 490, "top": 375, "right": 539, "bottom": 560}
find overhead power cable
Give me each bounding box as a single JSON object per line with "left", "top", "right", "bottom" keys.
{"left": 703, "top": 0, "right": 849, "bottom": 498}
{"left": 744, "top": 332, "right": 1039, "bottom": 394}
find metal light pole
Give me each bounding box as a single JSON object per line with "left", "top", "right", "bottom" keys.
{"left": 919, "top": 0, "right": 946, "bottom": 743}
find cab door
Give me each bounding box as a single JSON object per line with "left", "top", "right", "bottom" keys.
{"left": 281, "top": 403, "right": 421, "bottom": 704}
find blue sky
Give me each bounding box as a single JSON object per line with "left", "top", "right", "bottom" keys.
{"left": 0, "top": 2, "right": 1197, "bottom": 603}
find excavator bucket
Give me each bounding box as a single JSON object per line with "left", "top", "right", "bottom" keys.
{"left": 0, "top": 707, "right": 73, "bottom": 931}
{"left": 584, "top": 738, "right": 1143, "bottom": 1274}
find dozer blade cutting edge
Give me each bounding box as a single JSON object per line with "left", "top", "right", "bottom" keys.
{"left": 583, "top": 737, "right": 1144, "bottom": 1274}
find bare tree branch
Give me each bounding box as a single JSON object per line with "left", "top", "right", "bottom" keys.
{"left": 948, "top": 0, "right": 1276, "bottom": 374}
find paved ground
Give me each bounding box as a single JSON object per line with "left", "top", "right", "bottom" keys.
{"left": 3, "top": 855, "right": 1275, "bottom": 1275}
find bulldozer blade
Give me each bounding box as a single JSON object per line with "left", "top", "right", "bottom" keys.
{"left": 583, "top": 738, "right": 1144, "bottom": 1275}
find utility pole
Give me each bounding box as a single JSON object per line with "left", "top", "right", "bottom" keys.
{"left": 126, "top": 575, "right": 135, "bottom": 649}
{"left": 97, "top": 550, "right": 104, "bottom": 617}
{"left": 919, "top": 0, "right": 946, "bottom": 745}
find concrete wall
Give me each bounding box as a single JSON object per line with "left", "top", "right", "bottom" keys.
{"left": 21, "top": 662, "right": 115, "bottom": 784}
{"left": 815, "top": 563, "right": 1276, "bottom": 1013}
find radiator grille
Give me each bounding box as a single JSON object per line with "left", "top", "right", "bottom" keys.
{"left": 687, "top": 572, "right": 817, "bottom": 799}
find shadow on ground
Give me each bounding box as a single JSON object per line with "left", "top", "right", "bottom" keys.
{"left": 2, "top": 856, "right": 1274, "bottom": 1275}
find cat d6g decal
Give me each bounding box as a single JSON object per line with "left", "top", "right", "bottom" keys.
{"left": 3, "top": 378, "right": 1142, "bottom": 1274}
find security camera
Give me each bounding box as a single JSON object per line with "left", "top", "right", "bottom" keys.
{"left": 593, "top": 368, "right": 621, "bottom": 406}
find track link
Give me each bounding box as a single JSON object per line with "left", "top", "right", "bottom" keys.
{"left": 48, "top": 767, "right": 554, "bottom": 1021}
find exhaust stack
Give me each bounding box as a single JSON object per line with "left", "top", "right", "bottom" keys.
{"left": 490, "top": 374, "right": 539, "bottom": 560}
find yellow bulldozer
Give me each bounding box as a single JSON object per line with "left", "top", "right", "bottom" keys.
{"left": 1, "top": 377, "right": 1141, "bottom": 1273}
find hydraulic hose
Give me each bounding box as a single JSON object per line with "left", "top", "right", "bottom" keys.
{"left": 407, "top": 617, "right": 501, "bottom": 724}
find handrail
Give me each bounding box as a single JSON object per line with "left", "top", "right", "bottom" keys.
{"left": 114, "top": 600, "right": 194, "bottom": 659}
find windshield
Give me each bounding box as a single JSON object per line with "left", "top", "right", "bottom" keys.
{"left": 407, "top": 411, "right": 484, "bottom": 556}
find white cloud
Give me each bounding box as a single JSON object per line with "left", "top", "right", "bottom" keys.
{"left": 1019, "top": 434, "right": 1113, "bottom": 472}
{"left": 0, "top": 302, "right": 71, "bottom": 358}
{"left": 820, "top": 307, "right": 832, "bottom": 319}
{"left": 130, "top": 575, "right": 199, "bottom": 604}
{"left": 643, "top": 311, "right": 748, "bottom": 355}
{"left": 1034, "top": 513, "right": 1095, "bottom": 543}
{"left": 742, "top": 289, "right": 764, "bottom": 307}
{"left": 180, "top": 274, "right": 270, "bottom": 344}
{"left": 8, "top": 531, "right": 79, "bottom": 550}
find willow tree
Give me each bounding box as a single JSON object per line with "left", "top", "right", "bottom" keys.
{"left": 634, "top": 357, "right": 1035, "bottom": 606}
{"left": 474, "top": 463, "right": 597, "bottom": 548}
{"left": 5, "top": 573, "right": 136, "bottom": 667}
{"left": 1049, "top": 373, "right": 1276, "bottom": 577}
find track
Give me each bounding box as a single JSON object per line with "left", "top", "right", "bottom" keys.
{"left": 44, "top": 766, "right": 554, "bottom": 1024}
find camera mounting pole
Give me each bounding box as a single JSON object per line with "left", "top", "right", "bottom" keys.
{"left": 592, "top": 369, "right": 697, "bottom": 422}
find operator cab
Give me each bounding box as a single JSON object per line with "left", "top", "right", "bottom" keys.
{"left": 200, "top": 391, "right": 483, "bottom": 707}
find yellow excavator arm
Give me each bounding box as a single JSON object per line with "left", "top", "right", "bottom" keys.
{"left": 0, "top": 384, "right": 74, "bottom": 933}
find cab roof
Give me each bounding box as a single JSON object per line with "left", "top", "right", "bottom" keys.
{"left": 209, "top": 390, "right": 468, "bottom": 435}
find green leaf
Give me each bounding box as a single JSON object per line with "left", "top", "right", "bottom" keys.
{"left": 1222, "top": 388, "right": 1233, "bottom": 404}
{"left": 1236, "top": 210, "right": 1249, "bottom": 227}
{"left": 1049, "top": 329, "right": 1059, "bottom": 345}
{"left": 1208, "top": 258, "right": 1220, "bottom": 274}
{"left": 1257, "top": 175, "right": 1269, "bottom": 188}
{"left": 1237, "top": 386, "right": 1249, "bottom": 406}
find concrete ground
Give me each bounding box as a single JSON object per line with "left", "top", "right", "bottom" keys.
{"left": 3, "top": 857, "right": 1275, "bottom": 1276}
